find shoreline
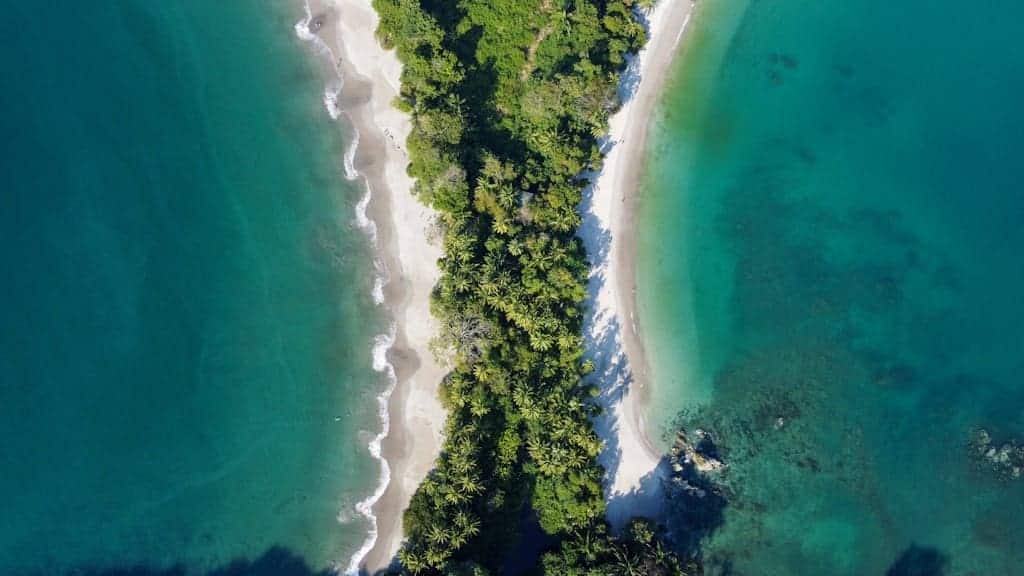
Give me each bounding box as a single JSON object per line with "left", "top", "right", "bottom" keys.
{"left": 296, "top": 1, "right": 447, "bottom": 574}
{"left": 581, "top": 0, "right": 696, "bottom": 527}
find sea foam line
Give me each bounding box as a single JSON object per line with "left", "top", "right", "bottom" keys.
{"left": 343, "top": 124, "right": 360, "bottom": 180}
{"left": 354, "top": 182, "right": 387, "bottom": 305}
{"left": 295, "top": 3, "right": 395, "bottom": 573}
{"left": 342, "top": 324, "right": 398, "bottom": 575}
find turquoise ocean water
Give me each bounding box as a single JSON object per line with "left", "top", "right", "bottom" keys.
{"left": 0, "top": 2, "right": 386, "bottom": 574}
{"left": 638, "top": 0, "right": 1024, "bottom": 574}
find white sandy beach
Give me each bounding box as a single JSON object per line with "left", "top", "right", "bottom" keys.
{"left": 581, "top": 0, "right": 696, "bottom": 527}
{"left": 298, "top": 0, "right": 447, "bottom": 573}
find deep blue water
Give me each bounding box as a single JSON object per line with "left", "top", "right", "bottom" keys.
{"left": 638, "top": 0, "right": 1024, "bottom": 573}
{"left": 0, "top": 2, "right": 383, "bottom": 573}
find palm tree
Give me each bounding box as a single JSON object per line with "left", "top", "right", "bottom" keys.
{"left": 444, "top": 488, "right": 470, "bottom": 505}
{"left": 454, "top": 274, "right": 473, "bottom": 294}
{"left": 455, "top": 511, "right": 481, "bottom": 538}
{"left": 493, "top": 217, "right": 515, "bottom": 235}
{"left": 481, "top": 278, "right": 501, "bottom": 297}
{"left": 425, "top": 547, "right": 449, "bottom": 569}
{"left": 613, "top": 546, "right": 642, "bottom": 576}
{"left": 427, "top": 524, "right": 452, "bottom": 546}
{"left": 532, "top": 332, "right": 554, "bottom": 351}
{"left": 499, "top": 186, "right": 517, "bottom": 210}
{"left": 458, "top": 472, "right": 484, "bottom": 495}
{"left": 447, "top": 456, "right": 472, "bottom": 478}
{"left": 469, "top": 395, "right": 490, "bottom": 417}
{"left": 399, "top": 548, "right": 427, "bottom": 574}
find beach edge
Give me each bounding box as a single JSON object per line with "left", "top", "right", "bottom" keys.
{"left": 581, "top": 0, "right": 696, "bottom": 526}
{"left": 297, "top": 0, "right": 447, "bottom": 573}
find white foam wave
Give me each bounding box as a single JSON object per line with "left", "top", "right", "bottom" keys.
{"left": 342, "top": 325, "right": 398, "bottom": 576}
{"left": 295, "top": 2, "right": 396, "bottom": 572}
{"left": 354, "top": 182, "right": 378, "bottom": 243}
{"left": 293, "top": 1, "right": 331, "bottom": 56}
{"left": 294, "top": 1, "right": 343, "bottom": 118}
{"left": 355, "top": 183, "right": 389, "bottom": 305}
{"left": 343, "top": 123, "right": 360, "bottom": 180}
{"left": 323, "top": 89, "right": 342, "bottom": 120}
{"left": 371, "top": 277, "right": 385, "bottom": 306}
{"left": 293, "top": 7, "right": 316, "bottom": 42}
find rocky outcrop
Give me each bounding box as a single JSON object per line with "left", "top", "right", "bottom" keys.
{"left": 665, "top": 428, "right": 726, "bottom": 502}
{"left": 670, "top": 429, "right": 726, "bottom": 475}
{"left": 663, "top": 428, "right": 728, "bottom": 558}
{"left": 970, "top": 428, "right": 1024, "bottom": 480}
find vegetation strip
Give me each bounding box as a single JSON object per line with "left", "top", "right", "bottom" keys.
{"left": 373, "top": 0, "right": 693, "bottom": 573}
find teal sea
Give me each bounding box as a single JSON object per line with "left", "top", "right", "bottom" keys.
{"left": 0, "top": 2, "right": 386, "bottom": 574}
{"left": 637, "top": 0, "right": 1024, "bottom": 574}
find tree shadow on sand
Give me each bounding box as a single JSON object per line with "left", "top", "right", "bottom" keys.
{"left": 577, "top": 132, "right": 649, "bottom": 526}
{"left": 576, "top": 91, "right": 727, "bottom": 546}
{"left": 578, "top": 183, "right": 671, "bottom": 530}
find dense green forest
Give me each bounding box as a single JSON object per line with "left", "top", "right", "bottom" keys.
{"left": 372, "top": 0, "right": 693, "bottom": 573}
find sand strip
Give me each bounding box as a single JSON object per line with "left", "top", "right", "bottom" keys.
{"left": 580, "top": 0, "right": 696, "bottom": 527}
{"left": 296, "top": 0, "right": 446, "bottom": 573}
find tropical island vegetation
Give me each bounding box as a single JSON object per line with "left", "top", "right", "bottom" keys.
{"left": 372, "top": 0, "right": 694, "bottom": 573}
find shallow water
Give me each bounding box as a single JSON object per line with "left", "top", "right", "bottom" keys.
{"left": 637, "top": 0, "right": 1024, "bottom": 573}
{"left": 0, "top": 2, "right": 384, "bottom": 573}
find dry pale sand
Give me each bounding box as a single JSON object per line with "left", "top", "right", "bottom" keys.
{"left": 580, "top": 0, "right": 696, "bottom": 528}
{"left": 298, "top": 0, "right": 446, "bottom": 573}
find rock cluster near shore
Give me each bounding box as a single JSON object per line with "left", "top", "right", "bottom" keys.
{"left": 666, "top": 428, "right": 725, "bottom": 501}
{"left": 971, "top": 428, "right": 1024, "bottom": 480}
{"left": 671, "top": 429, "right": 726, "bottom": 476}
{"left": 663, "top": 428, "right": 728, "bottom": 557}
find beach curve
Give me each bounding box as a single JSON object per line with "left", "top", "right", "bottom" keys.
{"left": 580, "top": 0, "right": 696, "bottom": 527}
